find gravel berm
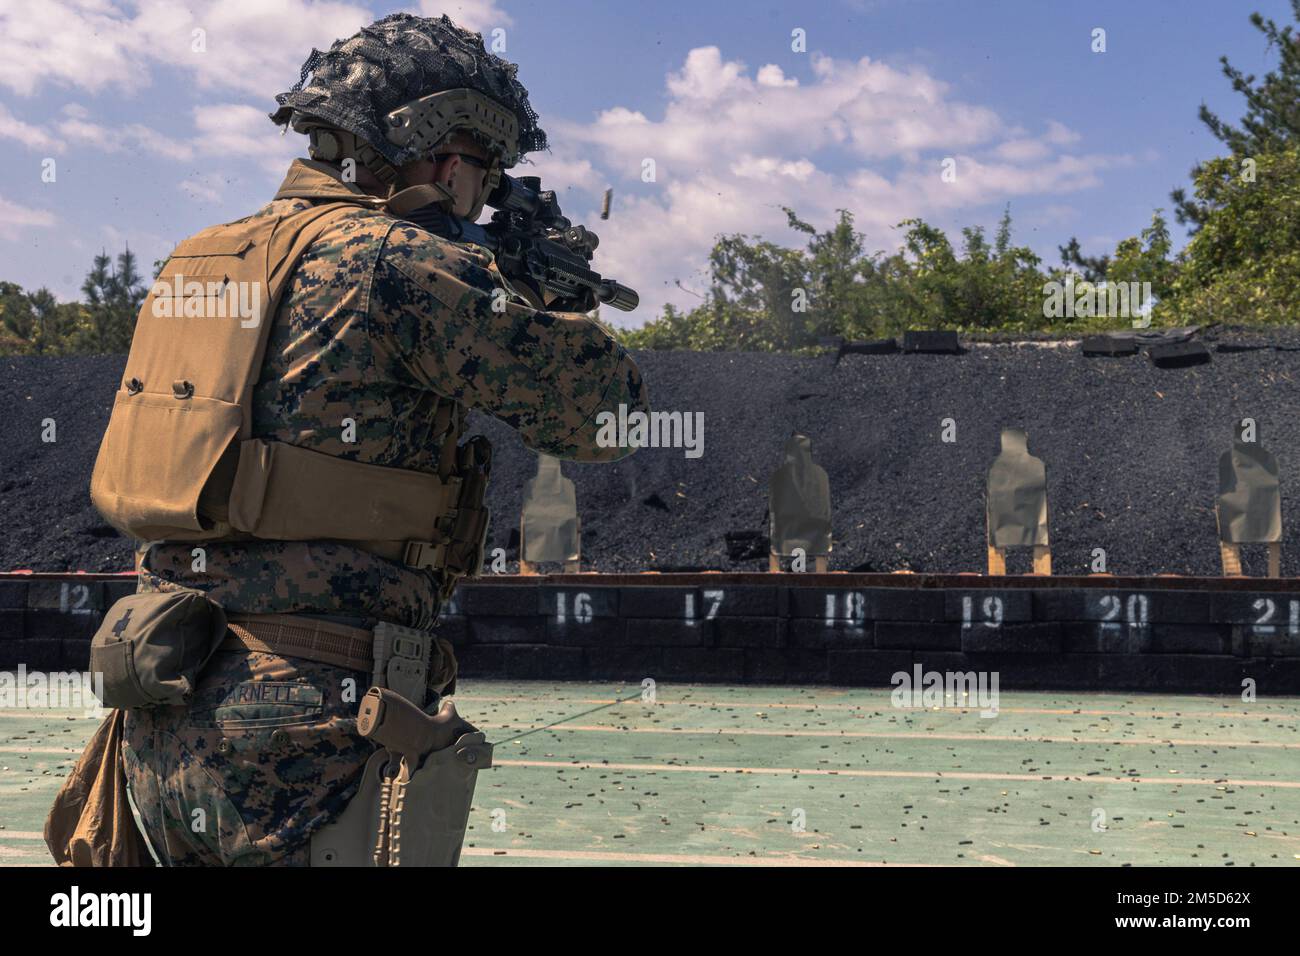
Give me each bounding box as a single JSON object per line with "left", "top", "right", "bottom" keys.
{"left": 2, "top": 326, "right": 1297, "bottom": 576}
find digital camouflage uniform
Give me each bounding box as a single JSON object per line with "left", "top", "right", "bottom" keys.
{"left": 121, "top": 159, "right": 648, "bottom": 865}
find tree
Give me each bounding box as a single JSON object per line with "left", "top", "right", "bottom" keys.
{"left": 1057, "top": 237, "right": 1110, "bottom": 283}
{"left": 1172, "top": 1, "right": 1300, "bottom": 228}
{"left": 785, "top": 207, "right": 873, "bottom": 341}
{"left": 0, "top": 281, "right": 36, "bottom": 348}
{"left": 893, "top": 209, "right": 1046, "bottom": 333}
{"left": 80, "top": 247, "right": 147, "bottom": 353}
{"left": 1103, "top": 210, "right": 1178, "bottom": 304}
{"left": 1059, "top": 2, "right": 1299, "bottom": 268}
{"left": 625, "top": 206, "right": 1061, "bottom": 352}
{"left": 1158, "top": 146, "right": 1300, "bottom": 326}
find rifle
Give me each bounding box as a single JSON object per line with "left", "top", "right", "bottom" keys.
{"left": 404, "top": 174, "right": 640, "bottom": 313}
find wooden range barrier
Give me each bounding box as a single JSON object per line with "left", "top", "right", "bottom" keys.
{"left": 2, "top": 571, "right": 1299, "bottom": 693}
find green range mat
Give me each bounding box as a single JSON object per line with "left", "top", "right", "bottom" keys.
{"left": 3, "top": 682, "right": 1298, "bottom": 867}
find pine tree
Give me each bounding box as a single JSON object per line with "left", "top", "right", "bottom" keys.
{"left": 1172, "top": 1, "right": 1300, "bottom": 228}
{"left": 1056, "top": 238, "right": 1110, "bottom": 283}
{"left": 108, "top": 247, "right": 146, "bottom": 348}
{"left": 26, "top": 288, "right": 57, "bottom": 353}
{"left": 80, "top": 247, "right": 146, "bottom": 352}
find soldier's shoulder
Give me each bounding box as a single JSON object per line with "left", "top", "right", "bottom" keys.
{"left": 378, "top": 222, "right": 496, "bottom": 288}
{"left": 315, "top": 203, "right": 402, "bottom": 245}
{"left": 253, "top": 197, "right": 397, "bottom": 243}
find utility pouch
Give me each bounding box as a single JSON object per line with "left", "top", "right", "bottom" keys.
{"left": 89, "top": 590, "right": 228, "bottom": 709}
{"left": 438, "top": 435, "right": 493, "bottom": 602}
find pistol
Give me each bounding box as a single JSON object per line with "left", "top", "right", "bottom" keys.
{"left": 356, "top": 686, "right": 476, "bottom": 766}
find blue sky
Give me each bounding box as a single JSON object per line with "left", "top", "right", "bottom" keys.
{"left": 0, "top": 0, "right": 1291, "bottom": 325}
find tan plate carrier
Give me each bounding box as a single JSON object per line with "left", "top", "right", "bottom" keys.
{"left": 88, "top": 183, "right": 489, "bottom": 600}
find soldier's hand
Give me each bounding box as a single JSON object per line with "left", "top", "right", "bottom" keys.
{"left": 546, "top": 289, "right": 598, "bottom": 313}
{"left": 506, "top": 275, "right": 596, "bottom": 313}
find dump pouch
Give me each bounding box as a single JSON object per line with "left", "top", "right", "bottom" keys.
{"left": 90, "top": 591, "right": 228, "bottom": 709}
{"left": 45, "top": 709, "right": 153, "bottom": 867}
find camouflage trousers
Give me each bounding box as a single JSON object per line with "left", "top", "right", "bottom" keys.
{"left": 121, "top": 648, "right": 374, "bottom": 866}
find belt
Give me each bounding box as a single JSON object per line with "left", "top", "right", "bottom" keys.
{"left": 220, "top": 612, "right": 460, "bottom": 695}
{"left": 222, "top": 613, "right": 375, "bottom": 672}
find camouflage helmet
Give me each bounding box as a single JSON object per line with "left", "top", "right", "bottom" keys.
{"left": 269, "top": 13, "right": 546, "bottom": 184}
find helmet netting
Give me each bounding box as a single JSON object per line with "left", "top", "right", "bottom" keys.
{"left": 269, "top": 12, "right": 546, "bottom": 167}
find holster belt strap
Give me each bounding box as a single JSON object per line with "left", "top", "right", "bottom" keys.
{"left": 222, "top": 613, "right": 375, "bottom": 673}
{"left": 220, "top": 613, "right": 460, "bottom": 695}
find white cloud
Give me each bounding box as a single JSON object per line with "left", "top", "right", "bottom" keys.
{"left": 515, "top": 142, "right": 605, "bottom": 199}
{"left": 0, "top": 7, "right": 1139, "bottom": 328}
{"left": 995, "top": 138, "right": 1051, "bottom": 163}
{"left": 133, "top": 0, "right": 372, "bottom": 99}
{"left": 416, "top": 0, "right": 513, "bottom": 33}
{"left": 54, "top": 103, "right": 197, "bottom": 161}
{"left": 125, "top": 123, "right": 197, "bottom": 161}
{"left": 0, "top": 0, "right": 508, "bottom": 183}
{"left": 0, "top": 193, "right": 56, "bottom": 240}
{"left": 729, "top": 155, "right": 817, "bottom": 182}
{"left": 0, "top": 0, "right": 372, "bottom": 99}
{"left": 2, "top": 97, "right": 296, "bottom": 175}
{"left": 192, "top": 103, "right": 300, "bottom": 175}
{"left": 0, "top": 1, "right": 515, "bottom": 101}
{"left": 0, "top": 103, "right": 64, "bottom": 152}
{"left": 889, "top": 152, "right": 1136, "bottom": 212}
{"left": 756, "top": 64, "right": 798, "bottom": 88}
{"left": 1044, "top": 120, "right": 1081, "bottom": 146}
{"left": 546, "top": 46, "right": 1132, "bottom": 323}
{"left": 554, "top": 48, "right": 1009, "bottom": 185}
{"left": 0, "top": 0, "right": 146, "bottom": 96}
{"left": 666, "top": 46, "right": 752, "bottom": 101}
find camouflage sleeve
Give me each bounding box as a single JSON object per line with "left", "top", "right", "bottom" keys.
{"left": 372, "top": 223, "right": 648, "bottom": 462}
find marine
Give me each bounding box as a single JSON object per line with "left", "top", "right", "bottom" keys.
{"left": 51, "top": 12, "right": 647, "bottom": 867}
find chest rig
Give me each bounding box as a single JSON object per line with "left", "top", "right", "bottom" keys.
{"left": 89, "top": 161, "right": 491, "bottom": 601}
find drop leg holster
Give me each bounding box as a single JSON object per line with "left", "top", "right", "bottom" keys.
{"left": 311, "top": 625, "right": 491, "bottom": 868}
{"left": 310, "top": 729, "right": 492, "bottom": 867}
